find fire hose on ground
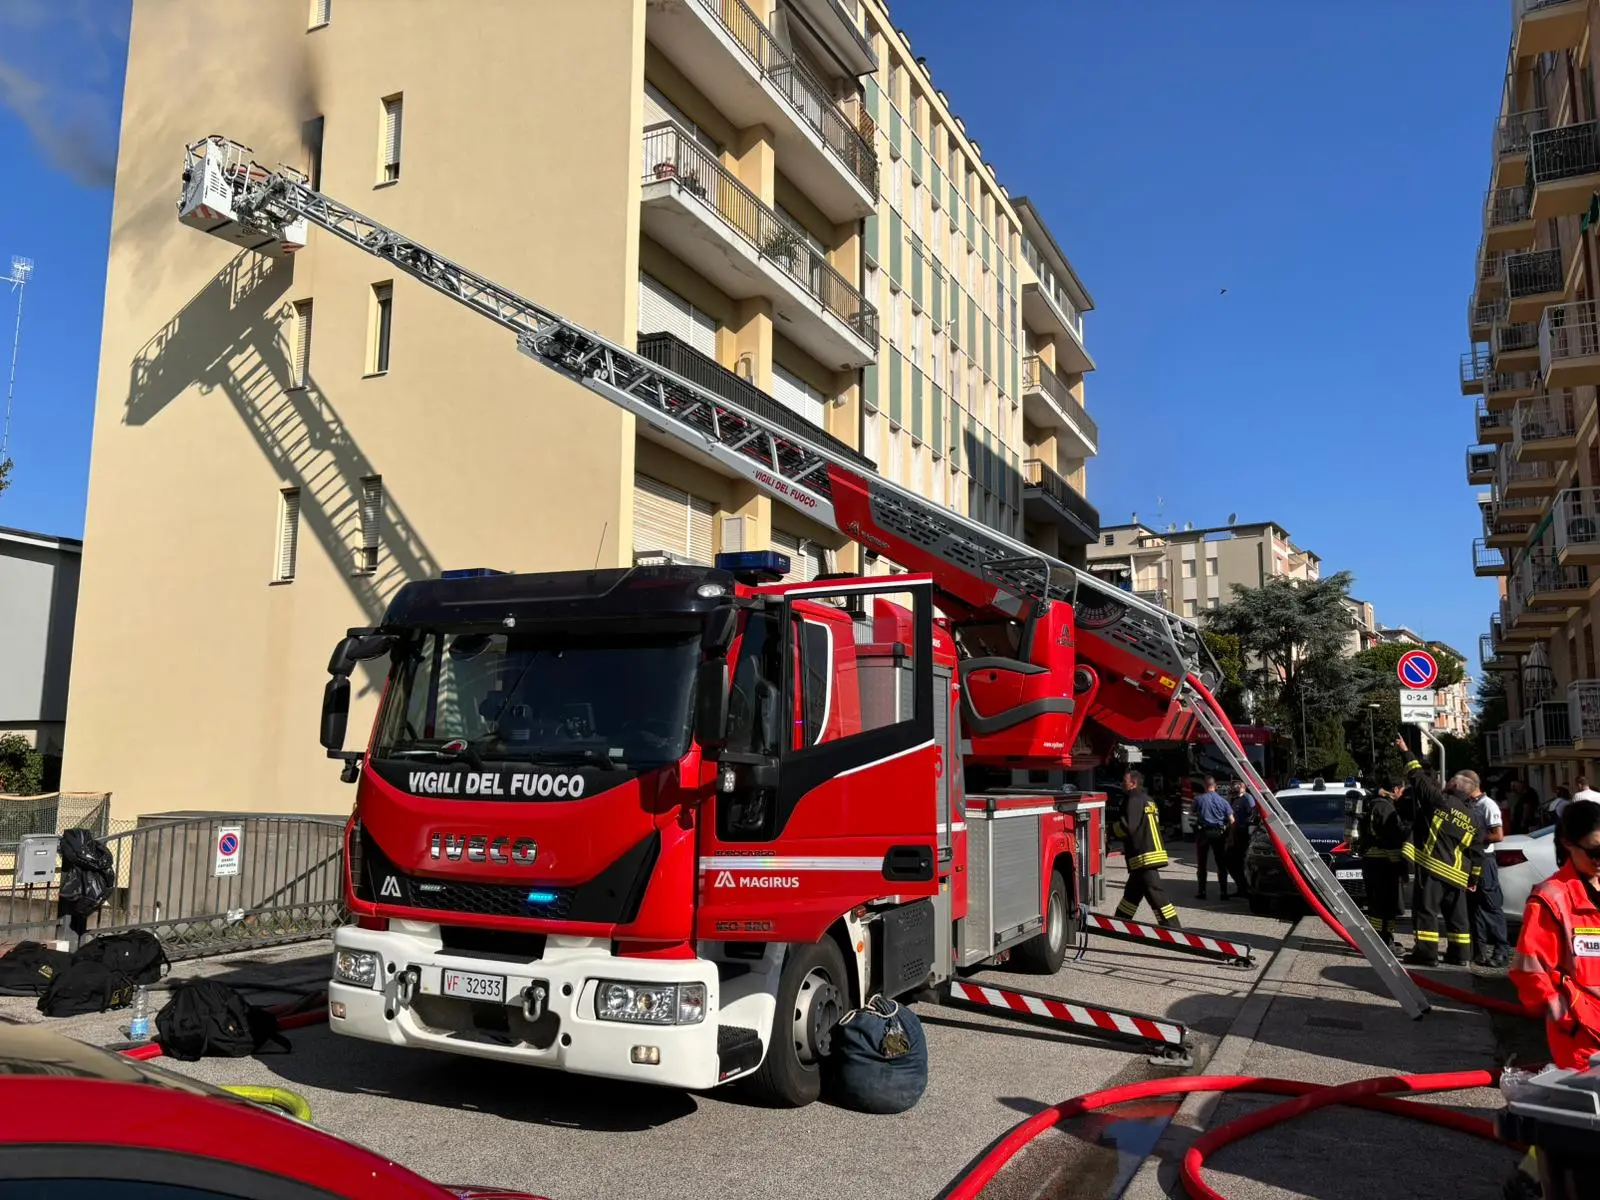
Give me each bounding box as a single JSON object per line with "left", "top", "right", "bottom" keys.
{"left": 946, "top": 677, "right": 1536, "bottom": 1199}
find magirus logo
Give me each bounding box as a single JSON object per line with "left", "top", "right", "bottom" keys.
{"left": 713, "top": 871, "right": 800, "bottom": 889}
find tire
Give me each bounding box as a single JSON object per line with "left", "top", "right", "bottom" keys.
{"left": 1015, "top": 870, "right": 1072, "bottom": 975}
{"left": 746, "top": 938, "right": 850, "bottom": 1108}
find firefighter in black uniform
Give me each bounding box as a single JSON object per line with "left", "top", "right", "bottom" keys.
{"left": 1359, "top": 773, "right": 1410, "bottom": 949}
{"left": 1112, "top": 768, "right": 1181, "bottom": 928}
{"left": 1394, "top": 740, "right": 1482, "bottom": 966}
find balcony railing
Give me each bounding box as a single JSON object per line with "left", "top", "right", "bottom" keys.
{"left": 641, "top": 124, "right": 877, "bottom": 345}
{"left": 1498, "top": 453, "right": 1555, "bottom": 489}
{"left": 1503, "top": 246, "right": 1564, "bottom": 298}
{"left": 1022, "top": 356, "right": 1098, "bottom": 444}
{"left": 687, "top": 0, "right": 877, "bottom": 196}
{"left": 1486, "top": 184, "right": 1534, "bottom": 228}
{"left": 1485, "top": 726, "right": 1505, "bottom": 766}
{"left": 1553, "top": 486, "right": 1600, "bottom": 555}
{"left": 1471, "top": 294, "right": 1508, "bottom": 331}
{"left": 1476, "top": 398, "right": 1513, "bottom": 439}
{"left": 1460, "top": 345, "right": 1491, "bottom": 390}
{"left": 1022, "top": 458, "right": 1100, "bottom": 537}
{"left": 1501, "top": 715, "right": 1532, "bottom": 758}
{"left": 1523, "top": 547, "right": 1590, "bottom": 597}
{"left": 1497, "top": 107, "right": 1548, "bottom": 157}
{"left": 1479, "top": 244, "right": 1506, "bottom": 286}
{"left": 1533, "top": 699, "right": 1573, "bottom": 750}
{"left": 1525, "top": 661, "right": 1558, "bottom": 705}
{"left": 1486, "top": 369, "right": 1538, "bottom": 402}
{"left": 1473, "top": 537, "right": 1506, "bottom": 573}
{"left": 636, "top": 329, "right": 875, "bottom": 470}
{"left": 1529, "top": 119, "right": 1600, "bottom": 188}
{"left": 1540, "top": 299, "right": 1600, "bottom": 371}
{"left": 1513, "top": 389, "right": 1576, "bottom": 452}
{"left": 1569, "top": 679, "right": 1600, "bottom": 742}
{"left": 1493, "top": 319, "right": 1540, "bottom": 358}
{"left": 1490, "top": 612, "right": 1507, "bottom": 648}
{"left": 1134, "top": 588, "right": 1167, "bottom": 607}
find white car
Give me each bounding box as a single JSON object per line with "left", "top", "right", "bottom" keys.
{"left": 1493, "top": 824, "right": 1560, "bottom": 925}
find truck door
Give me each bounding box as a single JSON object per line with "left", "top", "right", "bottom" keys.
{"left": 699, "top": 576, "right": 940, "bottom": 946}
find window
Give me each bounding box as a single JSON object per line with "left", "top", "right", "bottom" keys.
{"left": 369, "top": 283, "right": 393, "bottom": 374}
{"left": 357, "top": 475, "right": 382, "bottom": 574}
{"left": 380, "top": 94, "right": 403, "bottom": 182}
{"left": 1206, "top": 555, "right": 1218, "bottom": 577}
{"left": 274, "top": 488, "right": 300, "bottom": 582}
{"left": 1184, "top": 599, "right": 1197, "bottom": 617}
{"left": 633, "top": 473, "right": 716, "bottom": 563}
{"left": 291, "top": 299, "right": 313, "bottom": 388}
{"left": 1207, "top": 596, "right": 1220, "bottom": 610}
{"left": 1182, "top": 559, "right": 1196, "bottom": 578}
{"left": 1103, "top": 533, "right": 1115, "bottom": 546}
{"left": 309, "top": 0, "right": 330, "bottom": 27}
{"left": 910, "top": 90, "right": 921, "bottom": 135}
{"left": 303, "top": 116, "right": 324, "bottom": 190}
{"left": 797, "top": 619, "right": 834, "bottom": 746}
{"left": 638, "top": 272, "right": 715, "bottom": 356}
{"left": 771, "top": 363, "right": 827, "bottom": 426}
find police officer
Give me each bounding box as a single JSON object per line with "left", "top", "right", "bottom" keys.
{"left": 1112, "top": 768, "right": 1181, "bottom": 928}
{"left": 1359, "top": 773, "right": 1409, "bottom": 950}
{"left": 1394, "top": 739, "right": 1482, "bottom": 967}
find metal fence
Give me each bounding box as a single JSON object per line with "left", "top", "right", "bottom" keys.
{"left": 0, "top": 812, "right": 346, "bottom": 960}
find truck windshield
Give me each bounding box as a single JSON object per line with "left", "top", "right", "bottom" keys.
{"left": 373, "top": 628, "right": 699, "bottom": 769}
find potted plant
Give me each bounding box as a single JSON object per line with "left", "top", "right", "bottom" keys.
{"left": 681, "top": 167, "right": 706, "bottom": 198}
{"left": 652, "top": 161, "right": 677, "bottom": 180}
{"left": 762, "top": 225, "right": 804, "bottom": 267}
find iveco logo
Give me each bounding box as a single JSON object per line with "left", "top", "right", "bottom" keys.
{"left": 430, "top": 833, "right": 538, "bottom": 866}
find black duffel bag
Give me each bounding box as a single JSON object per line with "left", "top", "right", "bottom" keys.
{"left": 75, "top": 930, "right": 169, "bottom": 985}
{"left": 37, "top": 960, "right": 138, "bottom": 1017}
{"left": 155, "top": 979, "right": 291, "bottom": 1061}
{"left": 0, "top": 941, "right": 73, "bottom": 996}
{"left": 57, "top": 828, "right": 115, "bottom": 918}
{"left": 829, "top": 994, "right": 928, "bottom": 1114}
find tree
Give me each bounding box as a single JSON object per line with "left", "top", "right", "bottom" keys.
{"left": 1476, "top": 672, "right": 1508, "bottom": 733}
{"left": 1353, "top": 642, "right": 1466, "bottom": 691}
{"left": 0, "top": 733, "right": 44, "bottom": 795}
{"left": 0, "top": 457, "right": 11, "bottom": 497}
{"left": 1201, "top": 629, "right": 1247, "bottom": 721}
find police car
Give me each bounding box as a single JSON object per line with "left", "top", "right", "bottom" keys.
{"left": 1245, "top": 777, "right": 1366, "bottom": 913}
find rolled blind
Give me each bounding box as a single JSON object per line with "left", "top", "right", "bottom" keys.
{"left": 312, "top": 0, "right": 331, "bottom": 25}
{"left": 638, "top": 273, "right": 716, "bottom": 357}
{"left": 277, "top": 490, "right": 301, "bottom": 581}
{"left": 384, "top": 97, "right": 403, "bottom": 166}
{"left": 360, "top": 476, "right": 383, "bottom": 550}
{"left": 633, "top": 473, "right": 715, "bottom": 564}
{"left": 771, "top": 364, "right": 826, "bottom": 428}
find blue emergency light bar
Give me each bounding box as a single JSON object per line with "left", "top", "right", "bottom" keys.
{"left": 714, "top": 550, "right": 790, "bottom": 583}
{"left": 525, "top": 890, "right": 560, "bottom": 906}
{"left": 441, "top": 568, "right": 507, "bottom": 580}
{"left": 1344, "top": 777, "right": 1360, "bottom": 789}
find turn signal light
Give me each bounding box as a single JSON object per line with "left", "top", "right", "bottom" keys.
{"left": 1330, "top": 842, "right": 1350, "bottom": 856}
{"left": 1495, "top": 848, "right": 1528, "bottom": 868}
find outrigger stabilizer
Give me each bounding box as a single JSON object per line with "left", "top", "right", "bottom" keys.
{"left": 939, "top": 979, "right": 1194, "bottom": 1067}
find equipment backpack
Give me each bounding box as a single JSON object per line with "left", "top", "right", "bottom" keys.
{"left": 0, "top": 941, "right": 73, "bottom": 996}
{"left": 74, "top": 930, "right": 169, "bottom": 985}
{"left": 154, "top": 979, "right": 291, "bottom": 1061}
{"left": 828, "top": 993, "right": 928, "bottom": 1114}
{"left": 37, "top": 960, "right": 138, "bottom": 1017}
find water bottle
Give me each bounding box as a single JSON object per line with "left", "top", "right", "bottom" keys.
{"left": 129, "top": 984, "right": 151, "bottom": 1041}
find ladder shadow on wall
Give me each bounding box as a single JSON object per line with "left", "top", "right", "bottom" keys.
{"left": 124, "top": 250, "right": 439, "bottom": 697}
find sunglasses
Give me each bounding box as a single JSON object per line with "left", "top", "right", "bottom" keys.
{"left": 1573, "top": 840, "right": 1600, "bottom": 859}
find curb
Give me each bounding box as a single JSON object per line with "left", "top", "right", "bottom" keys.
{"left": 1118, "top": 914, "right": 1309, "bottom": 1200}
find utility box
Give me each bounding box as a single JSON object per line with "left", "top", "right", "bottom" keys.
{"left": 16, "top": 834, "right": 59, "bottom": 886}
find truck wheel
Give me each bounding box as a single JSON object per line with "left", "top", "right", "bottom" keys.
{"left": 1015, "top": 870, "right": 1072, "bottom": 974}
{"left": 747, "top": 939, "right": 849, "bottom": 1108}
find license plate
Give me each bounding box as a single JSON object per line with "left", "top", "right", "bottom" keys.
{"left": 442, "top": 969, "right": 506, "bottom": 1003}
{"left": 1335, "top": 869, "right": 1362, "bottom": 881}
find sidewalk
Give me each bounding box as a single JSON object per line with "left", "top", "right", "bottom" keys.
{"left": 1124, "top": 916, "right": 1521, "bottom": 1200}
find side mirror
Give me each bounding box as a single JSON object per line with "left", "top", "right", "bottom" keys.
{"left": 694, "top": 660, "right": 730, "bottom": 755}
{"left": 702, "top": 604, "right": 738, "bottom": 657}
{"left": 320, "top": 675, "right": 351, "bottom": 752}
{"left": 328, "top": 633, "right": 393, "bottom": 677}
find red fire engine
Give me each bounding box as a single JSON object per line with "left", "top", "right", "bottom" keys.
{"left": 174, "top": 137, "right": 1426, "bottom": 1107}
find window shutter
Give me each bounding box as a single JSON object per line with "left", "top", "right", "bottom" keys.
{"left": 311, "top": 0, "right": 330, "bottom": 26}
{"left": 293, "top": 300, "right": 313, "bottom": 388}
{"left": 771, "top": 529, "right": 826, "bottom": 583}
{"left": 688, "top": 494, "right": 715, "bottom": 563}
{"left": 384, "top": 98, "right": 403, "bottom": 168}
{"left": 690, "top": 305, "right": 716, "bottom": 358}
{"left": 359, "top": 476, "right": 382, "bottom": 573}
{"left": 277, "top": 490, "right": 301, "bottom": 581}
{"left": 771, "top": 364, "right": 826, "bottom": 427}
{"left": 633, "top": 473, "right": 715, "bottom": 564}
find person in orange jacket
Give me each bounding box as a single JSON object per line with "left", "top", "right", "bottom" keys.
{"left": 1508, "top": 800, "right": 1600, "bottom": 1071}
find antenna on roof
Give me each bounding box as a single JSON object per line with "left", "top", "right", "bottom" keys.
{"left": 1227, "top": 512, "right": 1237, "bottom": 525}
{"left": 1184, "top": 521, "right": 1193, "bottom": 531}
{"left": 2, "top": 255, "right": 33, "bottom": 461}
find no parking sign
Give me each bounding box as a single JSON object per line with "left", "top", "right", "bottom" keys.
{"left": 214, "top": 825, "right": 242, "bottom": 878}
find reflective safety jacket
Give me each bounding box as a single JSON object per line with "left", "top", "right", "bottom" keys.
{"left": 1112, "top": 788, "right": 1169, "bottom": 871}
{"left": 1359, "top": 791, "right": 1408, "bottom": 863}
{"left": 1402, "top": 785, "right": 1483, "bottom": 889}
{"left": 1509, "top": 862, "right": 1600, "bottom": 1070}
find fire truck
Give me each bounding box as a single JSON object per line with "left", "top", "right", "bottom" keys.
{"left": 174, "top": 137, "right": 1427, "bottom": 1106}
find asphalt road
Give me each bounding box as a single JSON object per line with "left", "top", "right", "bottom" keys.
{"left": 9, "top": 854, "right": 1294, "bottom": 1200}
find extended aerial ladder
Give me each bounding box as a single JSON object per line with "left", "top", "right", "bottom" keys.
{"left": 175, "top": 135, "right": 1428, "bottom": 1020}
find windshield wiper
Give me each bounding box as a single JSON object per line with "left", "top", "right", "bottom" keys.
{"left": 389, "top": 744, "right": 486, "bottom": 769}
{"left": 516, "top": 748, "right": 624, "bottom": 770}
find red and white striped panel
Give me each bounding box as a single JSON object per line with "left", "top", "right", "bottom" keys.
{"left": 1083, "top": 912, "right": 1252, "bottom": 962}
{"left": 945, "top": 979, "right": 1186, "bottom": 1047}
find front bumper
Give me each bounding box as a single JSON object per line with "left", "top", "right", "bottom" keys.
{"left": 1246, "top": 856, "right": 1366, "bottom": 902}
{"left": 328, "top": 923, "right": 735, "bottom": 1091}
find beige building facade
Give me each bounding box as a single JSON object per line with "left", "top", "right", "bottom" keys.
{"left": 1472, "top": 0, "right": 1600, "bottom": 791}
{"left": 65, "top": 0, "right": 1099, "bottom": 817}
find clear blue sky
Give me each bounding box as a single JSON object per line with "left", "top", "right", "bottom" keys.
{"left": 0, "top": 2, "right": 1504, "bottom": 668}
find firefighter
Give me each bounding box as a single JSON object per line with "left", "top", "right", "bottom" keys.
{"left": 1393, "top": 740, "right": 1482, "bottom": 967}
{"left": 1112, "top": 768, "right": 1181, "bottom": 929}
{"left": 1359, "top": 773, "right": 1409, "bottom": 949}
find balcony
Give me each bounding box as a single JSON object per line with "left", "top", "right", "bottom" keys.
{"left": 1473, "top": 535, "right": 1507, "bottom": 574}
{"left": 1485, "top": 184, "right": 1537, "bottom": 251}
{"left": 1470, "top": 294, "right": 1507, "bottom": 341}
{"left": 1022, "top": 356, "right": 1097, "bottom": 457}
{"left": 1485, "top": 726, "right": 1505, "bottom": 767}
{"left": 783, "top": 0, "right": 877, "bottom": 76}
{"left": 1532, "top": 699, "right": 1575, "bottom": 758}
{"left": 1481, "top": 626, "right": 1515, "bottom": 671}
{"left": 1021, "top": 283, "right": 1093, "bottom": 373}
{"left": 639, "top": 124, "right": 877, "bottom": 369}
{"left": 636, "top": 329, "right": 875, "bottom": 471}
{"left": 1021, "top": 459, "right": 1099, "bottom": 545}
{"left": 1495, "top": 108, "right": 1547, "bottom": 187}
{"left": 1498, "top": 452, "right": 1557, "bottom": 501}
{"left": 1553, "top": 486, "right": 1600, "bottom": 565}
{"left": 1500, "top": 596, "right": 1546, "bottom": 647}
{"left": 1460, "top": 345, "right": 1491, "bottom": 394}
{"left": 1569, "top": 679, "right": 1600, "bottom": 751}
{"left": 1539, "top": 299, "right": 1600, "bottom": 388}
{"left": 645, "top": 0, "right": 877, "bottom": 221}
{"left": 1491, "top": 318, "right": 1541, "bottom": 371}
{"left": 1501, "top": 715, "right": 1533, "bottom": 762}
{"left": 1477, "top": 243, "right": 1507, "bottom": 298}
{"left": 1508, "top": 564, "right": 1569, "bottom": 630}
{"left": 1134, "top": 588, "right": 1167, "bottom": 608}
{"left": 1468, "top": 446, "right": 1498, "bottom": 486}
{"left": 1523, "top": 548, "right": 1592, "bottom": 607}
{"left": 1502, "top": 246, "right": 1569, "bottom": 322}
{"left": 1477, "top": 397, "right": 1514, "bottom": 444}
{"left": 1512, "top": 390, "right": 1578, "bottom": 461}
{"left": 1514, "top": 0, "right": 1588, "bottom": 61}
{"left": 1487, "top": 504, "right": 1535, "bottom": 548}
{"left": 1528, "top": 120, "right": 1600, "bottom": 219}
{"left": 1483, "top": 367, "right": 1539, "bottom": 411}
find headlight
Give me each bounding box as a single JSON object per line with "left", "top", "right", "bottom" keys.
{"left": 594, "top": 981, "right": 706, "bottom": 1025}
{"left": 333, "top": 949, "right": 379, "bottom": 988}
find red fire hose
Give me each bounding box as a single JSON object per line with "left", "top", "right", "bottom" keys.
{"left": 943, "top": 679, "right": 1533, "bottom": 1199}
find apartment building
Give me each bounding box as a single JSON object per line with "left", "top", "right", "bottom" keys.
{"left": 1472, "top": 0, "right": 1600, "bottom": 793}
{"left": 1343, "top": 597, "right": 1381, "bottom": 655}
{"left": 64, "top": 0, "right": 1098, "bottom": 817}
{"left": 0, "top": 526, "right": 81, "bottom": 762}
{"left": 1085, "top": 520, "right": 1319, "bottom": 620}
